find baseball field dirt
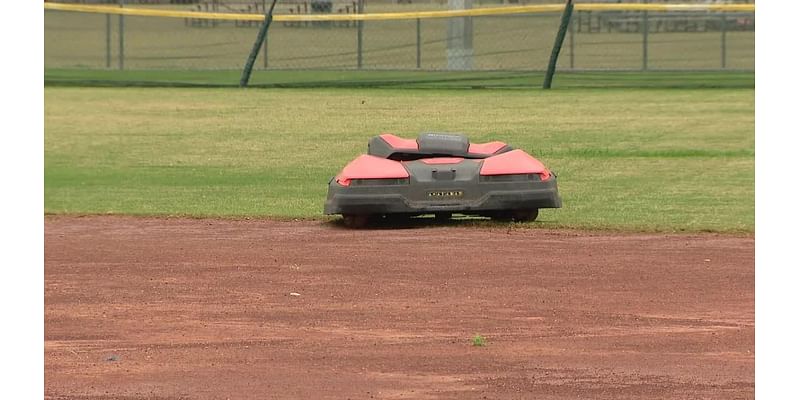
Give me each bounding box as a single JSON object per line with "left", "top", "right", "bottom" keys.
{"left": 45, "top": 216, "right": 754, "bottom": 399}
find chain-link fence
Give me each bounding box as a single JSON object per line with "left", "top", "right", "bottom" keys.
{"left": 44, "top": 0, "right": 754, "bottom": 86}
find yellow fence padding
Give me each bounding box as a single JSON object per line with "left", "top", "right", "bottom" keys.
{"left": 43, "top": 2, "right": 755, "bottom": 22}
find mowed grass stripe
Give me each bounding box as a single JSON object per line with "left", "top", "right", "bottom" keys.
{"left": 44, "top": 86, "right": 754, "bottom": 232}
{"left": 540, "top": 148, "right": 754, "bottom": 158}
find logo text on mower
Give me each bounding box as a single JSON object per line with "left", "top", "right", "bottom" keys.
{"left": 427, "top": 190, "right": 464, "bottom": 198}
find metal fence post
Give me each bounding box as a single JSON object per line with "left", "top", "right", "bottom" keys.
{"left": 416, "top": 18, "right": 421, "bottom": 69}
{"left": 568, "top": 14, "right": 575, "bottom": 70}
{"left": 212, "top": 0, "right": 219, "bottom": 28}
{"left": 543, "top": 0, "right": 574, "bottom": 89}
{"left": 240, "top": 0, "right": 278, "bottom": 87}
{"left": 642, "top": 7, "right": 649, "bottom": 71}
{"left": 262, "top": 0, "right": 268, "bottom": 68}
{"left": 106, "top": 14, "right": 111, "bottom": 69}
{"left": 447, "top": 0, "right": 474, "bottom": 70}
{"left": 357, "top": 0, "right": 364, "bottom": 69}
{"left": 721, "top": 13, "right": 727, "bottom": 69}
{"left": 118, "top": 0, "right": 125, "bottom": 70}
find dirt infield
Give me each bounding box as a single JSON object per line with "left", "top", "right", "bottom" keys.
{"left": 45, "top": 216, "right": 754, "bottom": 399}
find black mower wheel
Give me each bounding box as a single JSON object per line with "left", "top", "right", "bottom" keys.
{"left": 383, "top": 213, "right": 412, "bottom": 223}
{"left": 342, "top": 214, "right": 371, "bottom": 229}
{"left": 491, "top": 209, "right": 539, "bottom": 222}
{"left": 513, "top": 209, "right": 539, "bottom": 222}
{"left": 434, "top": 212, "right": 452, "bottom": 222}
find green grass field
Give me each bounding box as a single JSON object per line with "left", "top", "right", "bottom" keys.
{"left": 44, "top": 84, "right": 754, "bottom": 232}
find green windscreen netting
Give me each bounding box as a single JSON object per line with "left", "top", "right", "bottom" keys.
{"left": 44, "top": 0, "right": 755, "bottom": 89}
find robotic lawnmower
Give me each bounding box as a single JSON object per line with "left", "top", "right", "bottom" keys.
{"left": 325, "top": 132, "right": 562, "bottom": 227}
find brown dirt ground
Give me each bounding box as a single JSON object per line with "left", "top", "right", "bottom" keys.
{"left": 45, "top": 216, "right": 754, "bottom": 399}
